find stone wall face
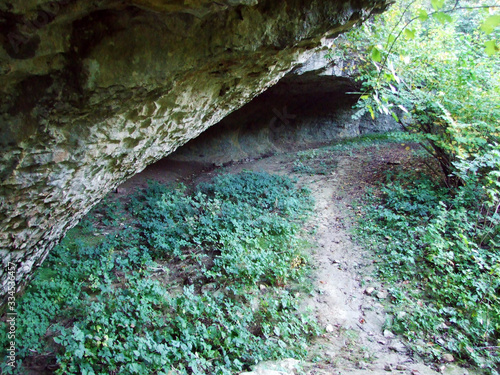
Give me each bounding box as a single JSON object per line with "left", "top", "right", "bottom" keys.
{"left": 0, "top": 0, "right": 389, "bottom": 303}
{"left": 164, "top": 50, "right": 402, "bottom": 164}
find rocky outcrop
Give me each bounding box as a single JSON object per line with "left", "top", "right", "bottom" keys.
{"left": 169, "top": 47, "right": 400, "bottom": 164}
{"left": 0, "top": 0, "right": 389, "bottom": 303}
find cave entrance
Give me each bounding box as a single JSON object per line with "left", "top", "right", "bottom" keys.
{"left": 119, "top": 58, "right": 399, "bottom": 194}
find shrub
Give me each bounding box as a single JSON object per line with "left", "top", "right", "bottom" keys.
{"left": 358, "top": 168, "right": 500, "bottom": 373}
{"left": 132, "top": 171, "right": 314, "bottom": 288}
{"left": 1, "top": 171, "right": 318, "bottom": 374}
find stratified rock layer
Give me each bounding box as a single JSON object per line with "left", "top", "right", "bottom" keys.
{"left": 0, "top": 0, "right": 388, "bottom": 303}
{"left": 170, "top": 50, "right": 400, "bottom": 164}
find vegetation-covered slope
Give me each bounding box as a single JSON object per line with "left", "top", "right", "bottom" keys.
{"left": 0, "top": 172, "right": 318, "bottom": 374}
{"left": 340, "top": 1, "right": 500, "bottom": 372}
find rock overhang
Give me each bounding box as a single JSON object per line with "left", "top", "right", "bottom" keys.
{"left": 0, "top": 0, "right": 390, "bottom": 305}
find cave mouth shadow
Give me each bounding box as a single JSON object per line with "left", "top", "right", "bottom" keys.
{"left": 167, "top": 72, "right": 398, "bottom": 166}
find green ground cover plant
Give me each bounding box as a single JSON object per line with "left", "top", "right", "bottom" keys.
{"left": 337, "top": 4, "right": 499, "bottom": 370}
{"left": 292, "top": 149, "right": 337, "bottom": 176}
{"left": 0, "top": 171, "right": 319, "bottom": 375}
{"left": 358, "top": 163, "right": 500, "bottom": 373}
{"left": 291, "top": 132, "right": 416, "bottom": 176}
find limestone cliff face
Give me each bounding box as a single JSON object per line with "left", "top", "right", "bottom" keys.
{"left": 0, "top": 0, "right": 388, "bottom": 302}
{"left": 169, "top": 47, "right": 401, "bottom": 164}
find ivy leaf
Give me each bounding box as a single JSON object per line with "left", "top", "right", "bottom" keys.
{"left": 74, "top": 347, "right": 85, "bottom": 359}
{"left": 73, "top": 325, "right": 85, "bottom": 342}
{"left": 433, "top": 12, "right": 452, "bottom": 25}
{"left": 480, "top": 15, "right": 500, "bottom": 35}
{"left": 431, "top": 0, "right": 444, "bottom": 11}
{"left": 371, "top": 46, "right": 382, "bottom": 62}
{"left": 484, "top": 40, "right": 498, "bottom": 56}
{"left": 418, "top": 9, "right": 429, "bottom": 21}
{"left": 404, "top": 29, "right": 416, "bottom": 39}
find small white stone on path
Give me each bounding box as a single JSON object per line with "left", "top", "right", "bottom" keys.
{"left": 383, "top": 329, "right": 395, "bottom": 339}
{"left": 365, "top": 286, "right": 375, "bottom": 295}
{"left": 442, "top": 353, "right": 455, "bottom": 362}
{"left": 376, "top": 291, "right": 388, "bottom": 299}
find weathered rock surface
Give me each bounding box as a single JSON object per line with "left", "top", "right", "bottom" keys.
{"left": 169, "top": 47, "right": 400, "bottom": 164}
{"left": 0, "top": 0, "right": 389, "bottom": 303}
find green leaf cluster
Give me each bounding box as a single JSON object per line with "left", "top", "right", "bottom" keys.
{"left": 358, "top": 168, "right": 500, "bottom": 373}
{"left": 0, "top": 171, "right": 318, "bottom": 374}
{"left": 335, "top": 0, "right": 500, "bottom": 187}
{"left": 132, "top": 171, "right": 314, "bottom": 286}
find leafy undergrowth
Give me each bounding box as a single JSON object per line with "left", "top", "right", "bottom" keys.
{"left": 0, "top": 171, "right": 319, "bottom": 375}
{"left": 292, "top": 149, "right": 338, "bottom": 176}
{"left": 358, "top": 167, "right": 500, "bottom": 374}
{"left": 291, "top": 132, "right": 419, "bottom": 177}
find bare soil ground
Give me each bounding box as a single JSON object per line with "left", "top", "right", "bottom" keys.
{"left": 116, "top": 140, "right": 474, "bottom": 375}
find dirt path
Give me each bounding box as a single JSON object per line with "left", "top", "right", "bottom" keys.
{"left": 120, "top": 141, "right": 473, "bottom": 375}
{"left": 296, "top": 156, "right": 445, "bottom": 375}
